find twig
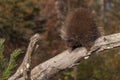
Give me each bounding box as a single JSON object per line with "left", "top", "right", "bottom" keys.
{"left": 8, "top": 34, "right": 40, "bottom": 80}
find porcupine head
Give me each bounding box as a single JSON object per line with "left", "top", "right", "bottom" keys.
{"left": 60, "top": 7, "right": 101, "bottom": 52}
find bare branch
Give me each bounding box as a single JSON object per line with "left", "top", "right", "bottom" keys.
{"left": 8, "top": 34, "right": 40, "bottom": 80}
{"left": 9, "top": 33, "right": 120, "bottom": 80}
{"left": 31, "top": 33, "right": 120, "bottom": 80}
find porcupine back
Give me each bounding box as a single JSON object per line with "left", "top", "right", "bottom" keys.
{"left": 60, "top": 8, "right": 101, "bottom": 50}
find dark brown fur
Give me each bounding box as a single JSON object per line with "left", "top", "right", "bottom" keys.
{"left": 60, "top": 8, "right": 101, "bottom": 51}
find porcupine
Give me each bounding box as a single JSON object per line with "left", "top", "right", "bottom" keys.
{"left": 60, "top": 8, "right": 101, "bottom": 51}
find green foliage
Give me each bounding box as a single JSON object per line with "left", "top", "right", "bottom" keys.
{"left": 77, "top": 55, "right": 105, "bottom": 80}
{"left": 0, "top": 39, "right": 21, "bottom": 80}
{"left": 57, "top": 69, "right": 74, "bottom": 80}
{"left": 0, "top": 39, "right": 5, "bottom": 74}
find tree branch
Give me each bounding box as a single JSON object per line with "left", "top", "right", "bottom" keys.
{"left": 9, "top": 33, "right": 120, "bottom": 80}
{"left": 8, "top": 34, "right": 40, "bottom": 80}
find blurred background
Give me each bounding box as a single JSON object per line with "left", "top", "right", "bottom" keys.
{"left": 0, "top": 0, "right": 120, "bottom": 80}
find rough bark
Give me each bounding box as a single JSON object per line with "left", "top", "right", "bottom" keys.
{"left": 8, "top": 33, "right": 120, "bottom": 80}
